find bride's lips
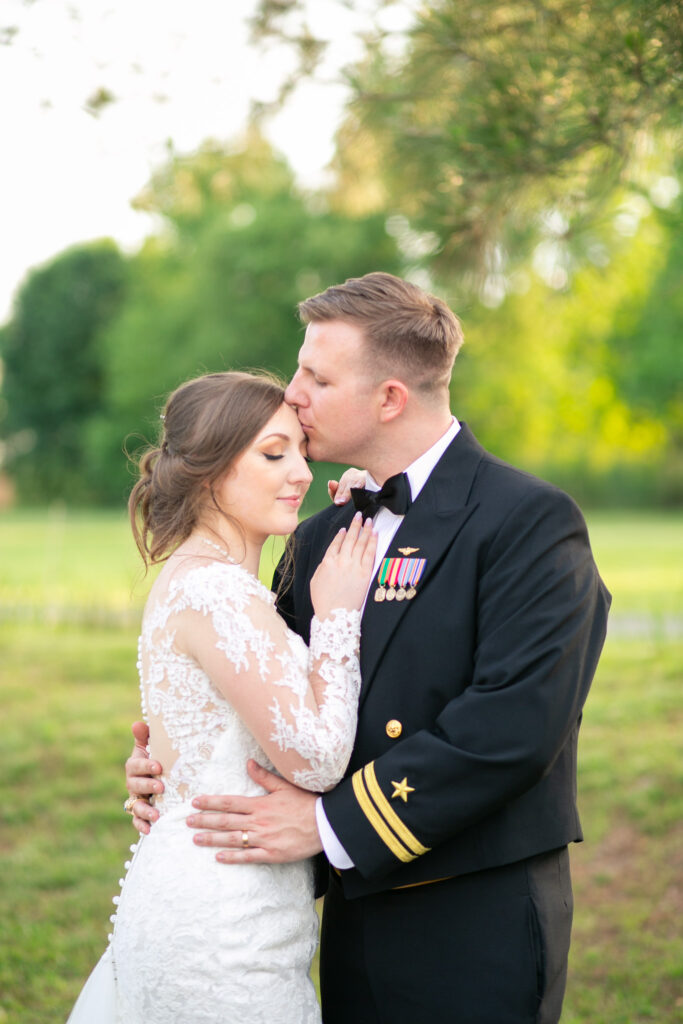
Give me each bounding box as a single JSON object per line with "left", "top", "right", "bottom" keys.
{"left": 278, "top": 495, "right": 303, "bottom": 509}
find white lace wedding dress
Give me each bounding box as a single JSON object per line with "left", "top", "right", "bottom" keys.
{"left": 68, "top": 556, "right": 361, "bottom": 1024}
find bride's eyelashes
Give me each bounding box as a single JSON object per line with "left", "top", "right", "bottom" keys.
{"left": 263, "top": 453, "right": 284, "bottom": 461}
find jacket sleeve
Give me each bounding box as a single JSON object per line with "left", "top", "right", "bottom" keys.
{"left": 322, "top": 486, "right": 611, "bottom": 880}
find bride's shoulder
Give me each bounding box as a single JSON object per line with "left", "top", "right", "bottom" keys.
{"left": 168, "top": 558, "right": 275, "bottom": 610}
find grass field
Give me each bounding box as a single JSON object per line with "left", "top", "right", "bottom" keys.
{"left": 0, "top": 507, "right": 285, "bottom": 622}
{"left": 1, "top": 508, "right": 681, "bottom": 1022}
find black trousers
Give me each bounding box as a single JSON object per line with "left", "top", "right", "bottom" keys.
{"left": 319, "top": 848, "right": 573, "bottom": 1024}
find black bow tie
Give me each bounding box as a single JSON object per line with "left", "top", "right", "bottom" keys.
{"left": 350, "top": 472, "right": 412, "bottom": 521}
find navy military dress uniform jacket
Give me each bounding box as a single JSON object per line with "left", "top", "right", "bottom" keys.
{"left": 275, "top": 424, "right": 611, "bottom": 898}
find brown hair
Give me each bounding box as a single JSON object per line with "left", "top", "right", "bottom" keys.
{"left": 129, "top": 371, "right": 286, "bottom": 568}
{"left": 298, "top": 272, "right": 464, "bottom": 394}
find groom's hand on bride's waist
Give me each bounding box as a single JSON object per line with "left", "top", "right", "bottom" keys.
{"left": 187, "top": 760, "right": 323, "bottom": 864}
{"left": 125, "top": 721, "right": 163, "bottom": 834}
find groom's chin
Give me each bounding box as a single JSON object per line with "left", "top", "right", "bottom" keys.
{"left": 303, "top": 440, "right": 324, "bottom": 463}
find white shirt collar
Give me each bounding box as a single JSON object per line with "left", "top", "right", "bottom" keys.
{"left": 366, "top": 417, "right": 461, "bottom": 500}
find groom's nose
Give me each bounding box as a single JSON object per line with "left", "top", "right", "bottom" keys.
{"left": 285, "top": 372, "right": 308, "bottom": 409}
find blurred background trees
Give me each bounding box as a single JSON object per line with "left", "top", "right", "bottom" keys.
{"left": 1, "top": 132, "right": 402, "bottom": 505}
{"left": 324, "top": 0, "right": 682, "bottom": 274}
{"left": 1, "top": 0, "right": 681, "bottom": 507}
{"left": 0, "top": 241, "right": 127, "bottom": 502}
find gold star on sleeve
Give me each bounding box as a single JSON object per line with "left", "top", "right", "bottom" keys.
{"left": 390, "top": 777, "right": 415, "bottom": 802}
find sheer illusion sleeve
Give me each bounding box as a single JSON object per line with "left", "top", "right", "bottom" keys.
{"left": 171, "top": 562, "right": 361, "bottom": 792}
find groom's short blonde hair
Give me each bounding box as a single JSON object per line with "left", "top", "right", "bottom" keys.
{"left": 298, "top": 272, "right": 464, "bottom": 395}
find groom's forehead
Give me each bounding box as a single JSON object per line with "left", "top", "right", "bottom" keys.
{"left": 297, "top": 320, "right": 366, "bottom": 367}
{"left": 297, "top": 339, "right": 343, "bottom": 364}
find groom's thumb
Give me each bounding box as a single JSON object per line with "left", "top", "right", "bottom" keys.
{"left": 247, "top": 759, "right": 286, "bottom": 792}
{"left": 131, "top": 720, "right": 150, "bottom": 753}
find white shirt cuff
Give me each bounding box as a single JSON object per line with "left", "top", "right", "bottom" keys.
{"left": 315, "top": 797, "right": 354, "bottom": 870}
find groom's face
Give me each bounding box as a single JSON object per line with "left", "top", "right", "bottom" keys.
{"left": 285, "top": 320, "right": 379, "bottom": 464}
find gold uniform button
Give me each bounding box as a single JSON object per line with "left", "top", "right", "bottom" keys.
{"left": 386, "top": 719, "right": 402, "bottom": 739}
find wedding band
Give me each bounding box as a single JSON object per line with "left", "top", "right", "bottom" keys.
{"left": 242, "top": 831, "right": 249, "bottom": 849}
{"left": 123, "top": 796, "right": 137, "bottom": 814}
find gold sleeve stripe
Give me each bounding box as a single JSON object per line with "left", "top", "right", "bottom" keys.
{"left": 363, "top": 762, "right": 430, "bottom": 857}
{"left": 351, "top": 770, "right": 417, "bottom": 863}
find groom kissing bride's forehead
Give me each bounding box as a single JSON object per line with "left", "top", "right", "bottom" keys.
{"left": 129, "top": 271, "right": 610, "bottom": 1024}
{"left": 286, "top": 272, "right": 463, "bottom": 471}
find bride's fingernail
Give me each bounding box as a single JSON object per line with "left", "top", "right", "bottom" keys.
{"left": 186, "top": 816, "right": 195, "bottom": 826}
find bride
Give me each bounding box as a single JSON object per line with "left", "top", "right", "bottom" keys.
{"left": 67, "top": 370, "right": 376, "bottom": 1024}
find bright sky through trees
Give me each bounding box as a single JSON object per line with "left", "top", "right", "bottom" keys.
{"left": 0, "top": 0, "right": 404, "bottom": 321}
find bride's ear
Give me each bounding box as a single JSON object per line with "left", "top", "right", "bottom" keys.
{"left": 377, "top": 380, "right": 409, "bottom": 423}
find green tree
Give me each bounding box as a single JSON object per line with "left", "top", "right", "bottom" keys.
{"left": 85, "top": 133, "right": 402, "bottom": 504}
{"left": 446, "top": 196, "right": 682, "bottom": 504}
{"left": 251, "top": 2, "right": 683, "bottom": 502}
{"left": 606, "top": 205, "right": 683, "bottom": 430}
{"left": 0, "top": 241, "right": 126, "bottom": 501}
{"left": 254, "top": 0, "right": 682, "bottom": 282}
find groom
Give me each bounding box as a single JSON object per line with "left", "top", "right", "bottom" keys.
{"left": 126, "top": 272, "right": 610, "bottom": 1023}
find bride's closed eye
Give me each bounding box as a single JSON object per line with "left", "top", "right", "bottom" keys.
{"left": 263, "top": 454, "right": 284, "bottom": 461}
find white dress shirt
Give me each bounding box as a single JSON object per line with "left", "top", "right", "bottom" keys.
{"left": 315, "top": 417, "right": 461, "bottom": 869}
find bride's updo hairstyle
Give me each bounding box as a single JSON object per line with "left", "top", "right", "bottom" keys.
{"left": 129, "top": 371, "right": 286, "bottom": 568}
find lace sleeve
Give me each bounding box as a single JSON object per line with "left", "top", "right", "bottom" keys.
{"left": 269, "top": 608, "right": 362, "bottom": 790}
{"left": 172, "top": 564, "right": 362, "bottom": 792}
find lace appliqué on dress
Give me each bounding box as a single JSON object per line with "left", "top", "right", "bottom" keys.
{"left": 269, "top": 608, "right": 361, "bottom": 790}
{"left": 138, "top": 563, "right": 361, "bottom": 804}
{"left": 96, "top": 559, "right": 363, "bottom": 1024}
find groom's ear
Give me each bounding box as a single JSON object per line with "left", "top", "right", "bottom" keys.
{"left": 377, "top": 379, "right": 409, "bottom": 423}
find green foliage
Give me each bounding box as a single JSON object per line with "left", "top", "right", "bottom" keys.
{"left": 1, "top": 14, "right": 681, "bottom": 506}
{"left": 0, "top": 134, "right": 401, "bottom": 504}
{"left": 605, "top": 205, "right": 683, "bottom": 435}
{"left": 257, "top": 0, "right": 683, "bottom": 280}
{"left": 448, "top": 201, "right": 682, "bottom": 502}
{"left": 390, "top": 0, "right": 679, "bottom": 271}
{"left": 78, "top": 135, "right": 400, "bottom": 503}
{"left": 249, "top": 0, "right": 683, "bottom": 503}
{"left": 0, "top": 241, "right": 127, "bottom": 502}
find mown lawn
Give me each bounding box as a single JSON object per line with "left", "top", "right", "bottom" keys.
{"left": 0, "top": 508, "right": 681, "bottom": 1022}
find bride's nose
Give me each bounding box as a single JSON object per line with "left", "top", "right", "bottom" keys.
{"left": 290, "top": 453, "right": 313, "bottom": 486}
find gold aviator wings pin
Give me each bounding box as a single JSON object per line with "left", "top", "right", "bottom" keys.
{"left": 398, "top": 547, "right": 420, "bottom": 555}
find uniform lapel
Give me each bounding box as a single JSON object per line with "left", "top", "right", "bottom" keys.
{"left": 358, "top": 424, "right": 484, "bottom": 708}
